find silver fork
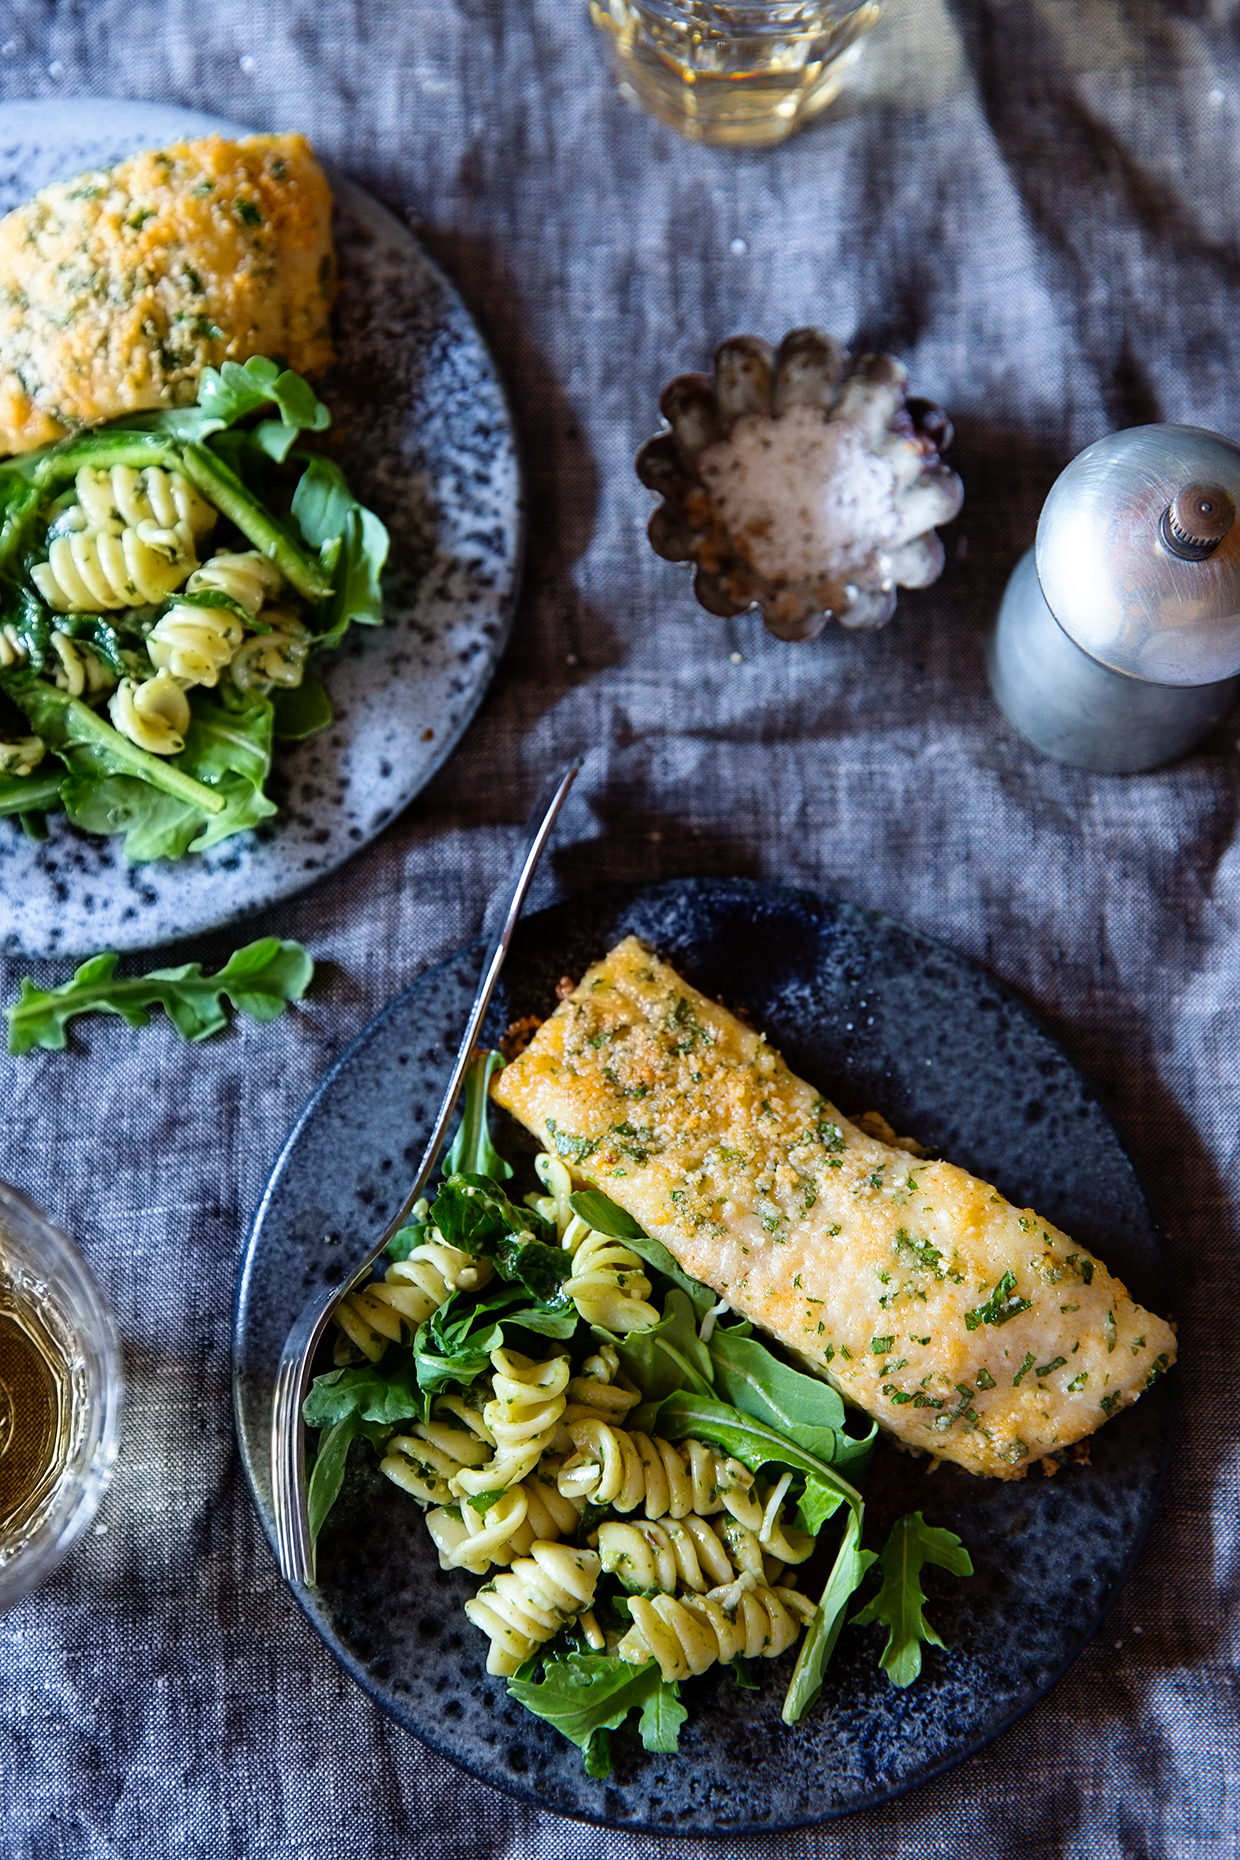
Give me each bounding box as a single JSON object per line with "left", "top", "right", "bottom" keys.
{"left": 269, "top": 763, "right": 579, "bottom": 1585}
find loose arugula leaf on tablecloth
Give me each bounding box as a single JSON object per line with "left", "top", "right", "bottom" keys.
{"left": 508, "top": 1653, "right": 680, "bottom": 1774}
{"left": 850, "top": 1511, "right": 974, "bottom": 1687}
{"left": 6, "top": 937, "right": 313, "bottom": 1055}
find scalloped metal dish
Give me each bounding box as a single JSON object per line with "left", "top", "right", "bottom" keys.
{"left": 233, "top": 877, "right": 1174, "bottom": 1834}
{"left": 0, "top": 99, "right": 522, "bottom": 957}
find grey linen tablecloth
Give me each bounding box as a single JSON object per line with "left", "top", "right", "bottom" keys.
{"left": 0, "top": 1, "right": 1236, "bottom": 1853}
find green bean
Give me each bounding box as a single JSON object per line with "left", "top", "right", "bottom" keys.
{"left": 30, "top": 432, "right": 185, "bottom": 492}
{"left": 180, "top": 443, "right": 333, "bottom": 603}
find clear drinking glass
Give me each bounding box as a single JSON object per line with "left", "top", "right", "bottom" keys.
{"left": 0, "top": 1182, "right": 121, "bottom": 1611}
{"left": 589, "top": 0, "right": 888, "bottom": 146}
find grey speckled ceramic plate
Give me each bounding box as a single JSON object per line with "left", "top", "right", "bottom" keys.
{"left": 234, "top": 878, "right": 1174, "bottom": 1834}
{"left": 0, "top": 99, "right": 522, "bottom": 958}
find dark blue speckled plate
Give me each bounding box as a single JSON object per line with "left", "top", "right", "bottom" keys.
{"left": 233, "top": 878, "right": 1174, "bottom": 1834}
{"left": 0, "top": 100, "right": 522, "bottom": 957}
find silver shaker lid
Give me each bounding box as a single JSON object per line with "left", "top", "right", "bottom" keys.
{"left": 1035, "top": 423, "right": 1240, "bottom": 686}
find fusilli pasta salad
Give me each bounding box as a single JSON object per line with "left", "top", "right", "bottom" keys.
{"left": 304, "top": 1050, "right": 973, "bottom": 1777}
{"left": 0, "top": 356, "right": 388, "bottom": 860}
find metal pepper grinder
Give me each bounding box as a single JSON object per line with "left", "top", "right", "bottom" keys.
{"left": 987, "top": 424, "right": 1240, "bottom": 772}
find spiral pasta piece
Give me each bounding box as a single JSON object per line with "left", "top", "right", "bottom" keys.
{"left": 31, "top": 468, "right": 215, "bottom": 613}
{"left": 107, "top": 670, "right": 190, "bottom": 755}
{"left": 557, "top": 1422, "right": 763, "bottom": 1529}
{"left": 48, "top": 631, "right": 115, "bottom": 698}
{"left": 33, "top": 525, "right": 196, "bottom": 611}
{"left": 380, "top": 1402, "right": 494, "bottom": 1506}
{"left": 534, "top": 1151, "right": 659, "bottom": 1333}
{"left": 464, "top": 1541, "right": 601, "bottom": 1676}
{"left": 0, "top": 736, "right": 44, "bottom": 776}
{"left": 451, "top": 1348, "right": 571, "bottom": 1498}
{"left": 334, "top": 1240, "right": 494, "bottom": 1363}
{"left": 555, "top": 1343, "right": 641, "bottom": 1446}
{"left": 0, "top": 625, "right": 24, "bottom": 669}
{"left": 186, "top": 550, "right": 284, "bottom": 618}
{"left": 74, "top": 464, "right": 215, "bottom": 546}
{"left": 426, "top": 1458, "right": 585, "bottom": 1575}
{"left": 599, "top": 1513, "right": 764, "bottom": 1594}
{"left": 147, "top": 604, "right": 244, "bottom": 688}
{"left": 617, "top": 1575, "right": 818, "bottom": 1682}
{"left": 563, "top": 1227, "right": 659, "bottom": 1332}
{"left": 229, "top": 613, "right": 311, "bottom": 692}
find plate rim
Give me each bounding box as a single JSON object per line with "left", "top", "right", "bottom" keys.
{"left": 0, "top": 95, "right": 525, "bottom": 957}
{"left": 232, "top": 874, "right": 1176, "bottom": 1833}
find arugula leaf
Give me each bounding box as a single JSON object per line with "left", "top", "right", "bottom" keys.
{"left": 303, "top": 1359, "right": 422, "bottom": 1430}
{"left": 567, "top": 1188, "right": 646, "bottom": 1239}
{"left": 651, "top": 1390, "right": 865, "bottom": 1515}
{"left": 0, "top": 475, "right": 41, "bottom": 574}
{"left": 307, "top": 1414, "right": 359, "bottom": 1547}
{"left": 508, "top": 1653, "right": 670, "bottom": 1771}
{"left": 270, "top": 677, "right": 333, "bottom": 743}
{"left": 196, "top": 356, "right": 333, "bottom": 436}
{"left": 385, "top": 1221, "right": 429, "bottom": 1262}
{"left": 609, "top": 1287, "right": 714, "bottom": 1410}
{"left": 412, "top": 1280, "right": 575, "bottom": 1402}
{"left": 291, "top": 454, "right": 359, "bottom": 548}
{"left": 781, "top": 1508, "right": 875, "bottom": 1723}
{"left": 445, "top": 1050, "right": 513, "bottom": 1181}
{"left": 58, "top": 690, "right": 277, "bottom": 861}
{"left": 795, "top": 1476, "right": 845, "bottom": 1537}
{"left": 707, "top": 1326, "right": 849, "bottom": 1466}
{"left": 0, "top": 770, "right": 64, "bottom": 819}
{"left": 412, "top": 1287, "right": 514, "bottom": 1401}
{"left": 429, "top": 1173, "right": 532, "bottom": 1253}
{"left": 5, "top": 936, "right": 313, "bottom": 1054}
{"left": 1, "top": 669, "right": 227, "bottom": 821}
{"left": 850, "top": 1511, "right": 974, "bottom": 1687}
{"left": 637, "top": 1678, "right": 688, "bottom": 1754}
{"left": 314, "top": 505, "right": 390, "bottom": 650}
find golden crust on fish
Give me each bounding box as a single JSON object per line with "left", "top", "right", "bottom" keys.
{"left": 0, "top": 133, "right": 335, "bottom": 456}
{"left": 492, "top": 936, "right": 1176, "bottom": 1481}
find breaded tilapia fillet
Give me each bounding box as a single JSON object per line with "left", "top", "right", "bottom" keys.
{"left": 492, "top": 936, "right": 1176, "bottom": 1481}
{"left": 0, "top": 133, "right": 335, "bottom": 456}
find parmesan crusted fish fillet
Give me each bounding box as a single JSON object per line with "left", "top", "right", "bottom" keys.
{"left": 0, "top": 133, "right": 335, "bottom": 456}
{"left": 492, "top": 936, "right": 1176, "bottom": 1481}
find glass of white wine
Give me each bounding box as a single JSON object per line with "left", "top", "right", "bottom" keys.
{"left": 0, "top": 1183, "right": 121, "bottom": 1611}
{"left": 589, "top": 0, "right": 888, "bottom": 146}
